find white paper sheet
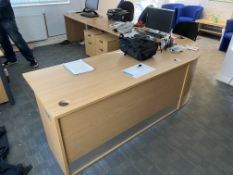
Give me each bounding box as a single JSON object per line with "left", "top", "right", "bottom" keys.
{"left": 63, "top": 59, "right": 94, "bottom": 75}
{"left": 123, "top": 63, "right": 156, "bottom": 78}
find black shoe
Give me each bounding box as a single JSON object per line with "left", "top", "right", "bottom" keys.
{"left": 2, "top": 60, "right": 18, "bottom": 67}
{"left": 30, "top": 61, "right": 39, "bottom": 68}
{"left": 22, "top": 165, "right": 33, "bottom": 175}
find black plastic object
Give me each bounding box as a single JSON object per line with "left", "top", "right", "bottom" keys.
{"left": 173, "top": 22, "right": 199, "bottom": 41}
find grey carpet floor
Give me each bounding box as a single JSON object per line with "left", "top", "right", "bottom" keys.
{"left": 0, "top": 37, "right": 233, "bottom": 175}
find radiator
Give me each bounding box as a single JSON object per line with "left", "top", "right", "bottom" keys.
{"left": 15, "top": 13, "right": 48, "bottom": 42}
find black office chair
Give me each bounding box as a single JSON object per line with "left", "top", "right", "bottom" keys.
{"left": 138, "top": 6, "right": 150, "bottom": 23}
{"left": 173, "top": 22, "right": 199, "bottom": 41}
{"left": 118, "top": 1, "right": 134, "bottom": 22}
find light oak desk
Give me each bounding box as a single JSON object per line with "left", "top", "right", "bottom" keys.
{"left": 23, "top": 37, "right": 200, "bottom": 175}
{"left": 196, "top": 19, "right": 226, "bottom": 37}
{"left": 65, "top": 13, "right": 119, "bottom": 42}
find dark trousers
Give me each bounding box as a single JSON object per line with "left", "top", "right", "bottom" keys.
{"left": 0, "top": 19, "right": 35, "bottom": 62}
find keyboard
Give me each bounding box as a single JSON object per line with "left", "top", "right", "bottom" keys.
{"left": 80, "top": 12, "right": 99, "bottom": 18}
{"left": 144, "top": 31, "right": 164, "bottom": 39}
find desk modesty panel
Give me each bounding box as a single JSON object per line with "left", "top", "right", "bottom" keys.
{"left": 23, "top": 38, "right": 200, "bottom": 175}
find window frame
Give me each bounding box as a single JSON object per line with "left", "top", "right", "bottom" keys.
{"left": 11, "top": 0, "right": 70, "bottom": 7}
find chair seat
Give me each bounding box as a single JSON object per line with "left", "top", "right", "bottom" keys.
{"left": 224, "top": 32, "right": 233, "bottom": 40}
{"left": 177, "top": 17, "right": 194, "bottom": 23}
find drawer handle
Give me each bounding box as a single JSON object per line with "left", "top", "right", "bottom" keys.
{"left": 88, "top": 34, "right": 91, "bottom": 37}
{"left": 99, "top": 49, "right": 103, "bottom": 52}
{"left": 99, "top": 40, "right": 103, "bottom": 44}
{"left": 88, "top": 42, "right": 92, "bottom": 45}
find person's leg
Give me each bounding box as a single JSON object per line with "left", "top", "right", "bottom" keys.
{"left": 1, "top": 19, "right": 38, "bottom": 66}
{"left": 0, "top": 22, "right": 17, "bottom": 62}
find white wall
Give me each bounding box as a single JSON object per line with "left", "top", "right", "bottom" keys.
{"left": 13, "top": 0, "right": 85, "bottom": 37}
{"left": 202, "top": 1, "right": 233, "bottom": 20}
{"left": 98, "top": 0, "right": 120, "bottom": 15}
{"left": 169, "top": 0, "right": 233, "bottom": 21}
{"left": 12, "top": 0, "right": 233, "bottom": 38}
{"left": 13, "top": 0, "right": 121, "bottom": 37}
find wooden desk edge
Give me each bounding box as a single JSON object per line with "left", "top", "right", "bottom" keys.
{"left": 196, "top": 19, "right": 226, "bottom": 28}
{"left": 64, "top": 13, "right": 120, "bottom": 37}
{"left": 23, "top": 54, "right": 200, "bottom": 119}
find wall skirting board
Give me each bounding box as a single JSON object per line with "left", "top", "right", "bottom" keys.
{"left": 217, "top": 74, "right": 233, "bottom": 87}
{"left": 11, "top": 34, "right": 67, "bottom": 50}
{"left": 30, "top": 34, "right": 67, "bottom": 48}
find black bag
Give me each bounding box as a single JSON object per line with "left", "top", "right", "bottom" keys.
{"left": 0, "top": 127, "right": 9, "bottom": 160}
{"left": 107, "top": 8, "right": 129, "bottom": 21}
{"left": 119, "top": 35, "right": 158, "bottom": 61}
{"left": 0, "top": 126, "right": 32, "bottom": 175}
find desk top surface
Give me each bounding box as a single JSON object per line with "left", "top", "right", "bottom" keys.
{"left": 196, "top": 19, "right": 226, "bottom": 28}
{"left": 23, "top": 38, "right": 200, "bottom": 118}
{"left": 65, "top": 13, "right": 120, "bottom": 37}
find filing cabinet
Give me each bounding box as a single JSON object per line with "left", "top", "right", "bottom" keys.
{"left": 84, "top": 29, "right": 102, "bottom": 56}
{"left": 95, "top": 34, "right": 119, "bottom": 55}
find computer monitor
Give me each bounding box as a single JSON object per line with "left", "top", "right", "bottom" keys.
{"left": 85, "top": 0, "right": 99, "bottom": 11}
{"left": 146, "top": 7, "right": 175, "bottom": 33}
{"left": 81, "top": 0, "right": 99, "bottom": 18}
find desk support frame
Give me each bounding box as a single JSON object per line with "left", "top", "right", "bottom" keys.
{"left": 0, "top": 62, "right": 15, "bottom": 105}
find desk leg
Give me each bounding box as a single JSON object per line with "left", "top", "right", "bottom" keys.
{"left": 197, "top": 23, "right": 201, "bottom": 35}
{"left": 0, "top": 64, "right": 15, "bottom": 105}
{"left": 65, "top": 16, "right": 85, "bottom": 42}
{"left": 178, "top": 60, "right": 198, "bottom": 108}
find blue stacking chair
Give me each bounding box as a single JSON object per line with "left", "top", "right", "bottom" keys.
{"left": 219, "top": 19, "right": 233, "bottom": 52}
{"left": 176, "top": 5, "right": 203, "bottom": 24}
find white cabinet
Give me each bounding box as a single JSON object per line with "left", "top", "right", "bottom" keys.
{"left": 218, "top": 37, "right": 233, "bottom": 86}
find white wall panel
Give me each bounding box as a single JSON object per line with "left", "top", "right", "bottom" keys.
{"left": 13, "top": 0, "right": 84, "bottom": 37}
{"left": 15, "top": 13, "right": 47, "bottom": 42}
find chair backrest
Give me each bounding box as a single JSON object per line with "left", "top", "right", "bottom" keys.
{"left": 161, "top": 3, "right": 184, "bottom": 28}
{"left": 118, "top": 1, "right": 134, "bottom": 22}
{"left": 161, "top": 3, "right": 184, "bottom": 10}
{"left": 225, "top": 19, "right": 233, "bottom": 32}
{"left": 173, "top": 22, "right": 199, "bottom": 41}
{"left": 179, "top": 5, "right": 203, "bottom": 19}
{"left": 117, "top": 0, "right": 125, "bottom": 8}
{"left": 138, "top": 6, "right": 150, "bottom": 23}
